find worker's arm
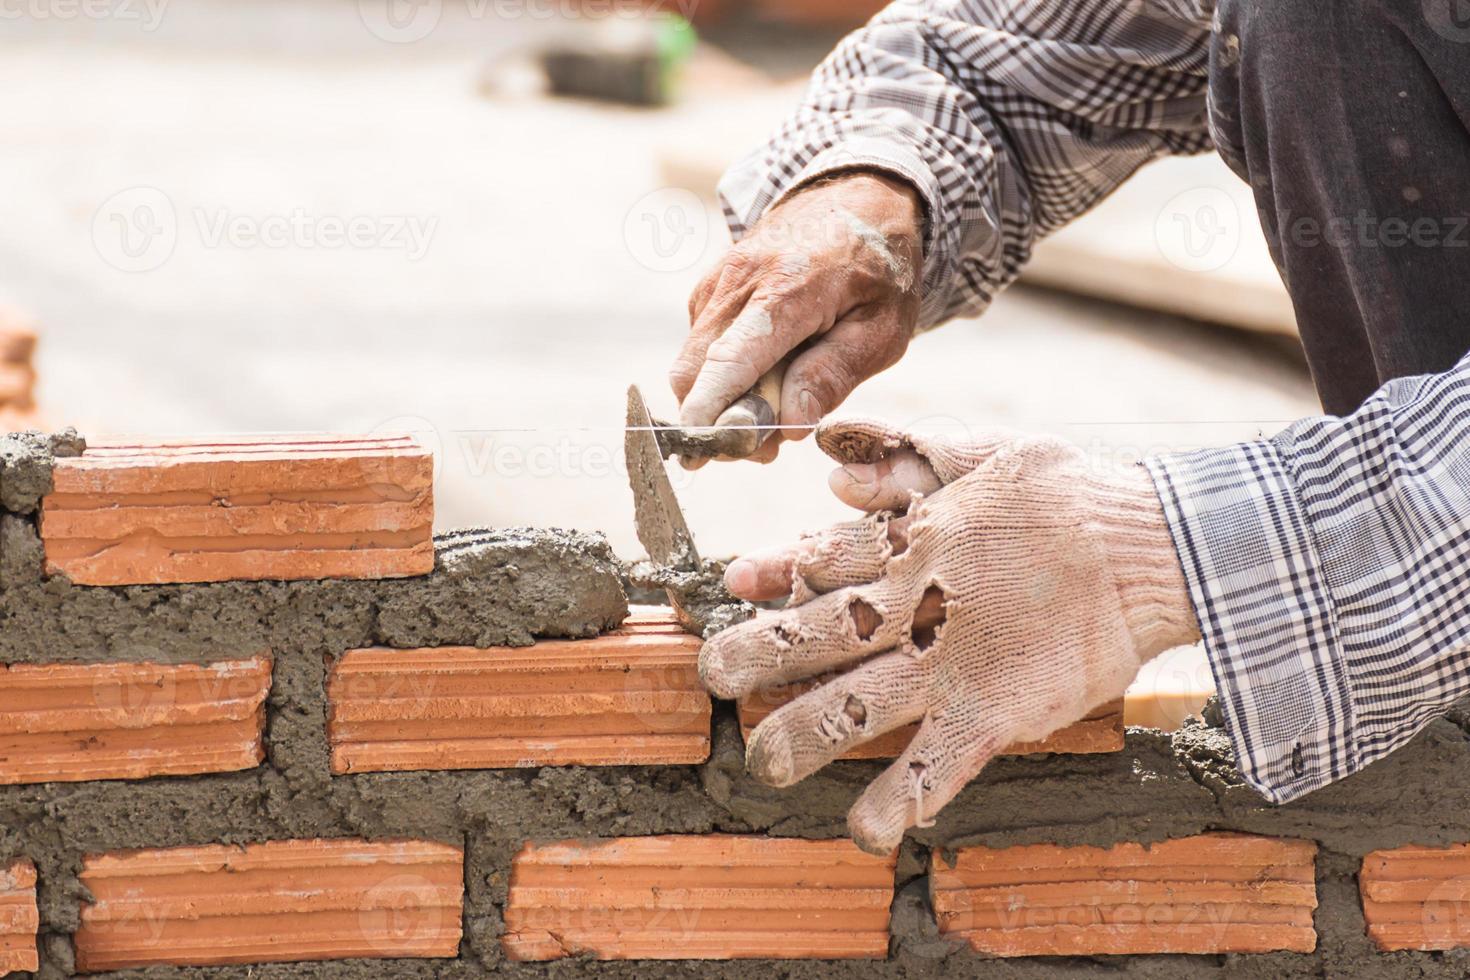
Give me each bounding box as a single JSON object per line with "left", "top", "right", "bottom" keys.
{"left": 1147, "top": 353, "right": 1470, "bottom": 804}
{"left": 671, "top": 0, "right": 1212, "bottom": 457}
{"left": 710, "top": 352, "right": 1470, "bottom": 851}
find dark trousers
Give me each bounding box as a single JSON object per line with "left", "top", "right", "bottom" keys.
{"left": 1210, "top": 0, "right": 1470, "bottom": 415}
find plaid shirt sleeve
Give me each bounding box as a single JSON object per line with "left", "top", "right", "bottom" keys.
{"left": 1147, "top": 354, "right": 1470, "bottom": 803}
{"left": 717, "top": 0, "right": 1215, "bottom": 331}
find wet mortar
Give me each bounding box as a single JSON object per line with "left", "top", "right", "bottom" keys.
{"left": 6, "top": 431, "right": 1470, "bottom": 977}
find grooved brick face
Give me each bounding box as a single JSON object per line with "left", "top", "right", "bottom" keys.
{"left": 740, "top": 684, "right": 1124, "bottom": 758}
{"left": 503, "top": 835, "right": 898, "bottom": 960}
{"left": 73, "top": 838, "right": 464, "bottom": 972}
{"left": 0, "top": 656, "right": 270, "bottom": 784}
{"left": 327, "top": 611, "right": 709, "bottom": 772}
{"left": 932, "top": 833, "right": 1318, "bottom": 956}
{"left": 40, "top": 435, "right": 434, "bottom": 585}
{"left": 0, "top": 859, "right": 38, "bottom": 976}
{"left": 1360, "top": 842, "right": 1470, "bottom": 950}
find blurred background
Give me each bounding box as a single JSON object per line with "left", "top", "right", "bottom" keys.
{"left": 0, "top": 0, "right": 1323, "bottom": 723}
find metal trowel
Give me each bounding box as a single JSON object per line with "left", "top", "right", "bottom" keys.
{"left": 625, "top": 384, "right": 703, "bottom": 629}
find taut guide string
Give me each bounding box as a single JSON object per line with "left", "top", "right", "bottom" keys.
{"left": 461, "top": 420, "right": 1300, "bottom": 433}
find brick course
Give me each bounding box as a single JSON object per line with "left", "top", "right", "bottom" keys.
{"left": 0, "top": 860, "right": 37, "bottom": 976}
{"left": 1361, "top": 843, "right": 1470, "bottom": 950}
{"left": 931, "top": 833, "right": 1317, "bottom": 955}
{"left": 73, "top": 838, "right": 463, "bottom": 972}
{"left": 41, "top": 435, "right": 434, "bottom": 585}
{"left": 503, "top": 835, "right": 897, "bottom": 960}
{"left": 0, "top": 656, "right": 270, "bottom": 784}
{"left": 327, "top": 612, "right": 709, "bottom": 772}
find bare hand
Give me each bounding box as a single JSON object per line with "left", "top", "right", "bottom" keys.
{"left": 670, "top": 172, "right": 923, "bottom": 464}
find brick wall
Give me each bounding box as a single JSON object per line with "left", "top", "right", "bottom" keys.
{"left": 3, "top": 428, "right": 1470, "bottom": 977}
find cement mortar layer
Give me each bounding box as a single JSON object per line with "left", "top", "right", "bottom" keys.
{"left": 0, "top": 515, "right": 630, "bottom": 664}
{"left": 0, "top": 430, "right": 83, "bottom": 514}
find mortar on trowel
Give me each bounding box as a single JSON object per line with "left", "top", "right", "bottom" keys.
{"left": 623, "top": 366, "right": 787, "bottom": 637}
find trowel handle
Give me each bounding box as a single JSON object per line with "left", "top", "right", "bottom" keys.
{"left": 713, "top": 360, "right": 787, "bottom": 458}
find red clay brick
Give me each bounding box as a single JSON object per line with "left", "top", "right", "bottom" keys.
{"left": 0, "top": 860, "right": 38, "bottom": 976}
{"left": 74, "top": 838, "right": 463, "bottom": 972}
{"left": 503, "top": 835, "right": 897, "bottom": 960}
{"left": 932, "top": 833, "right": 1317, "bottom": 956}
{"left": 0, "top": 656, "right": 270, "bottom": 784}
{"left": 327, "top": 612, "right": 709, "bottom": 772}
{"left": 1360, "top": 842, "right": 1470, "bottom": 950}
{"left": 0, "top": 313, "right": 37, "bottom": 416}
{"left": 0, "top": 313, "right": 35, "bottom": 369}
{"left": 41, "top": 435, "right": 434, "bottom": 585}
{"left": 740, "top": 682, "right": 1123, "bottom": 758}
{"left": 0, "top": 365, "right": 33, "bottom": 412}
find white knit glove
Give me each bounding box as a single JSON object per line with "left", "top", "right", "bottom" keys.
{"left": 700, "top": 419, "right": 1200, "bottom": 854}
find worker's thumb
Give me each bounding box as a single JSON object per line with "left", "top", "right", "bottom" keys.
{"left": 816, "top": 418, "right": 1017, "bottom": 511}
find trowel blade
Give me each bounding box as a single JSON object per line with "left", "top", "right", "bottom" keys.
{"left": 625, "top": 385, "right": 701, "bottom": 572}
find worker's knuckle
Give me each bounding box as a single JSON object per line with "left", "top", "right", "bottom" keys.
{"left": 721, "top": 245, "right": 762, "bottom": 280}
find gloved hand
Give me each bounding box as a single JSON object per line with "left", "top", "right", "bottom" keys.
{"left": 701, "top": 419, "right": 1200, "bottom": 854}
